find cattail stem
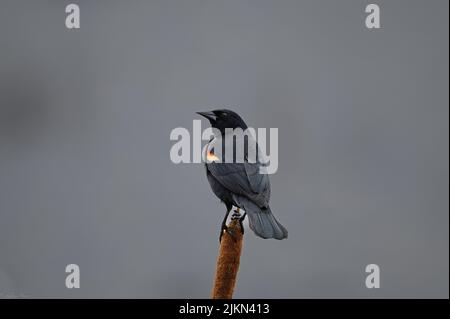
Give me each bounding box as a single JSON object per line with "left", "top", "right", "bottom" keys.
{"left": 211, "top": 210, "right": 244, "bottom": 299}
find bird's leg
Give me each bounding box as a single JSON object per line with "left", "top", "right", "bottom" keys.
{"left": 226, "top": 208, "right": 245, "bottom": 241}
{"left": 238, "top": 212, "right": 246, "bottom": 235}
{"left": 219, "top": 208, "right": 231, "bottom": 243}
{"left": 231, "top": 209, "right": 246, "bottom": 235}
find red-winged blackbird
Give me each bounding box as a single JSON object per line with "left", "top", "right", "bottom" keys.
{"left": 197, "top": 109, "right": 288, "bottom": 240}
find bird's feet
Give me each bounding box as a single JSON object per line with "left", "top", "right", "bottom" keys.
{"left": 218, "top": 209, "right": 246, "bottom": 243}
{"left": 231, "top": 210, "right": 246, "bottom": 235}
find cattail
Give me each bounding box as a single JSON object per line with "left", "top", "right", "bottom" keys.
{"left": 211, "top": 210, "right": 244, "bottom": 299}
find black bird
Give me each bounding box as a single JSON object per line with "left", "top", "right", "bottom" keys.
{"left": 197, "top": 109, "right": 288, "bottom": 240}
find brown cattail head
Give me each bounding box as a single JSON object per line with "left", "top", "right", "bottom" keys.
{"left": 211, "top": 218, "right": 244, "bottom": 299}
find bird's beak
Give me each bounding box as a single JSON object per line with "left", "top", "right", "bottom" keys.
{"left": 196, "top": 111, "right": 217, "bottom": 121}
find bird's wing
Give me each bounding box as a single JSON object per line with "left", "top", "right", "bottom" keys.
{"left": 206, "top": 161, "right": 270, "bottom": 205}
{"left": 205, "top": 129, "right": 271, "bottom": 204}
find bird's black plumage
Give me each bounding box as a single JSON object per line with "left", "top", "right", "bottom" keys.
{"left": 197, "top": 109, "right": 288, "bottom": 240}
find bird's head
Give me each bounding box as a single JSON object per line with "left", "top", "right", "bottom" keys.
{"left": 196, "top": 109, "right": 248, "bottom": 133}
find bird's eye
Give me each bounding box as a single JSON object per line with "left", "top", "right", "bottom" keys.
{"left": 221, "top": 112, "right": 228, "bottom": 117}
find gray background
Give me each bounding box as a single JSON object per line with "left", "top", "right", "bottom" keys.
{"left": 0, "top": 0, "right": 448, "bottom": 298}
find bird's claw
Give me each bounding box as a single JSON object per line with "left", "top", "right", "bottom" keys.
{"left": 238, "top": 212, "right": 246, "bottom": 235}
{"left": 231, "top": 210, "right": 240, "bottom": 219}
{"left": 219, "top": 209, "right": 246, "bottom": 243}
{"left": 231, "top": 210, "right": 246, "bottom": 236}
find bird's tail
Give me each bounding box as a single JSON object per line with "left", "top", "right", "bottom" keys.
{"left": 235, "top": 197, "right": 288, "bottom": 240}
